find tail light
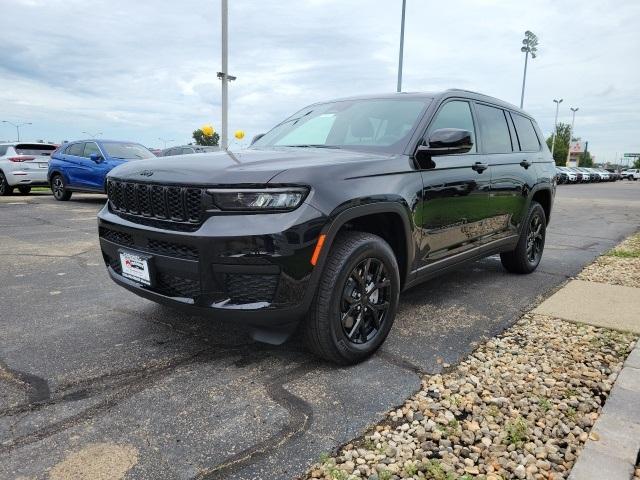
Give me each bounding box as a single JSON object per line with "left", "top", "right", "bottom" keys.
{"left": 8, "top": 156, "right": 36, "bottom": 162}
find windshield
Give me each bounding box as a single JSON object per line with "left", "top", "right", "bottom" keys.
{"left": 102, "top": 142, "right": 155, "bottom": 160}
{"left": 253, "top": 97, "right": 431, "bottom": 153}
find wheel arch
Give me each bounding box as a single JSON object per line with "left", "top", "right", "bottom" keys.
{"left": 313, "top": 201, "right": 415, "bottom": 289}
{"left": 530, "top": 186, "right": 552, "bottom": 224}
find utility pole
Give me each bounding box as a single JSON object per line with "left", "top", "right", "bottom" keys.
{"left": 1, "top": 120, "right": 31, "bottom": 141}
{"left": 217, "top": 0, "right": 236, "bottom": 151}
{"left": 551, "top": 98, "right": 563, "bottom": 156}
{"left": 565, "top": 107, "right": 579, "bottom": 166}
{"left": 397, "top": 0, "right": 407, "bottom": 93}
{"left": 520, "top": 31, "right": 538, "bottom": 109}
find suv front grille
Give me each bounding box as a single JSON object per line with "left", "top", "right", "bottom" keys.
{"left": 107, "top": 180, "right": 205, "bottom": 228}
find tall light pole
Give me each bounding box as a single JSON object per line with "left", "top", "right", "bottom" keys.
{"left": 519, "top": 30, "right": 538, "bottom": 109}
{"left": 565, "top": 107, "right": 579, "bottom": 166}
{"left": 217, "top": 0, "right": 236, "bottom": 150}
{"left": 397, "top": 0, "right": 407, "bottom": 93}
{"left": 82, "top": 131, "right": 102, "bottom": 138}
{"left": 2, "top": 120, "right": 31, "bottom": 141}
{"left": 550, "top": 98, "right": 563, "bottom": 156}
{"left": 158, "top": 137, "right": 174, "bottom": 149}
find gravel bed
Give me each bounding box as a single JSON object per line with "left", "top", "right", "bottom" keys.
{"left": 578, "top": 233, "right": 640, "bottom": 288}
{"left": 303, "top": 314, "right": 636, "bottom": 480}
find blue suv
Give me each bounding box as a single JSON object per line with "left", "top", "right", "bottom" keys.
{"left": 48, "top": 139, "right": 155, "bottom": 201}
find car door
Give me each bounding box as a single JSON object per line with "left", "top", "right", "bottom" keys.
{"left": 62, "top": 142, "right": 87, "bottom": 188}
{"left": 415, "top": 98, "right": 492, "bottom": 267}
{"left": 80, "top": 141, "right": 109, "bottom": 191}
{"left": 475, "top": 104, "right": 535, "bottom": 239}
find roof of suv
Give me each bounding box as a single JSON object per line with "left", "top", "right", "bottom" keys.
{"left": 315, "top": 89, "right": 525, "bottom": 115}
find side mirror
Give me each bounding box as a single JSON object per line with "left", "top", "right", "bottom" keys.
{"left": 416, "top": 128, "right": 473, "bottom": 160}
{"left": 90, "top": 153, "right": 102, "bottom": 163}
{"left": 251, "top": 133, "right": 265, "bottom": 145}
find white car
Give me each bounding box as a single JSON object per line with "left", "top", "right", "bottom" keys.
{"left": 621, "top": 169, "right": 640, "bottom": 181}
{"left": 0, "top": 142, "right": 57, "bottom": 195}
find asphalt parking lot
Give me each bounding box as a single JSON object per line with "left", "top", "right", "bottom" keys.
{"left": 1, "top": 182, "right": 639, "bottom": 480}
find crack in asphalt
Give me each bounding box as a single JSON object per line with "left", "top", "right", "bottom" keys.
{"left": 0, "top": 346, "right": 254, "bottom": 454}
{"left": 195, "top": 361, "right": 318, "bottom": 480}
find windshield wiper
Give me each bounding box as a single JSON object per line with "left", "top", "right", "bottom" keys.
{"left": 282, "top": 144, "right": 340, "bottom": 149}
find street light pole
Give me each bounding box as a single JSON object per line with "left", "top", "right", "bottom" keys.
{"left": 158, "top": 137, "right": 174, "bottom": 149}
{"left": 397, "top": 0, "right": 407, "bottom": 93}
{"left": 217, "top": 0, "right": 236, "bottom": 151}
{"left": 551, "top": 98, "right": 563, "bottom": 156}
{"left": 519, "top": 31, "right": 538, "bottom": 109}
{"left": 1, "top": 120, "right": 32, "bottom": 141}
{"left": 565, "top": 107, "right": 579, "bottom": 166}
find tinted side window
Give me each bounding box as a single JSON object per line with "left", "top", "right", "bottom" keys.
{"left": 511, "top": 113, "right": 540, "bottom": 151}
{"left": 0, "top": 145, "right": 8, "bottom": 156}
{"left": 66, "top": 143, "right": 84, "bottom": 156}
{"left": 83, "top": 142, "right": 100, "bottom": 157}
{"left": 428, "top": 100, "right": 476, "bottom": 153}
{"left": 475, "top": 104, "right": 512, "bottom": 154}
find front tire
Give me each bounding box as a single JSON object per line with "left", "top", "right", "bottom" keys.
{"left": 304, "top": 231, "right": 400, "bottom": 365}
{"left": 0, "top": 172, "right": 13, "bottom": 196}
{"left": 51, "top": 174, "right": 72, "bottom": 201}
{"left": 500, "top": 201, "right": 546, "bottom": 274}
{"left": 17, "top": 186, "right": 31, "bottom": 195}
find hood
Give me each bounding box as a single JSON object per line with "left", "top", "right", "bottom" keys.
{"left": 107, "top": 147, "right": 394, "bottom": 185}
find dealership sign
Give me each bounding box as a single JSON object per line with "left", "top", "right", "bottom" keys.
{"left": 623, "top": 153, "right": 640, "bottom": 157}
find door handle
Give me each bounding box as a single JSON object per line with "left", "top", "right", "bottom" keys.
{"left": 472, "top": 162, "right": 488, "bottom": 173}
{"left": 520, "top": 159, "right": 532, "bottom": 169}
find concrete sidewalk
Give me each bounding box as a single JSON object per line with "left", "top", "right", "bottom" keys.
{"left": 535, "top": 278, "right": 640, "bottom": 479}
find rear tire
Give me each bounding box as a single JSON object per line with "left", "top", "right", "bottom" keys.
{"left": 51, "top": 174, "right": 72, "bottom": 201}
{"left": 17, "top": 186, "right": 31, "bottom": 195}
{"left": 0, "top": 172, "right": 13, "bottom": 196}
{"left": 500, "top": 201, "right": 546, "bottom": 274}
{"left": 304, "top": 231, "right": 400, "bottom": 365}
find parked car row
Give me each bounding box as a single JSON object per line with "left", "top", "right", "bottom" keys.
{"left": 555, "top": 166, "right": 623, "bottom": 184}
{"left": 0, "top": 138, "right": 223, "bottom": 198}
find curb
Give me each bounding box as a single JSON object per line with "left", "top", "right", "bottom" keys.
{"left": 568, "top": 340, "right": 640, "bottom": 480}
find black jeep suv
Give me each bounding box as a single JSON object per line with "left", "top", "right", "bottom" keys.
{"left": 98, "top": 89, "right": 555, "bottom": 364}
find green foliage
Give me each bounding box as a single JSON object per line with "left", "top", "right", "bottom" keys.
{"left": 192, "top": 128, "right": 220, "bottom": 146}
{"left": 633, "top": 158, "right": 640, "bottom": 169}
{"left": 545, "top": 122, "right": 571, "bottom": 166}
{"left": 537, "top": 397, "right": 552, "bottom": 412}
{"left": 421, "top": 460, "right": 457, "bottom": 480}
{"left": 378, "top": 470, "right": 392, "bottom": 480}
{"left": 505, "top": 417, "right": 528, "bottom": 445}
{"left": 578, "top": 150, "right": 593, "bottom": 167}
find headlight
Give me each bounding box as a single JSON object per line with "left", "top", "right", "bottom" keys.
{"left": 206, "top": 187, "right": 308, "bottom": 211}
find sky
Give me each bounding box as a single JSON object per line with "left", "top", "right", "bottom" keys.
{"left": 1, "top": 0, "right": 639, "bottom": 164}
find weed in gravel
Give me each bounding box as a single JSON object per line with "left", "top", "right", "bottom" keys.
{"left": 566, "top": 407, "right": 577, "bottom": 420}
{"left": 565, "top": 387, "right": 578, "bottom": 398}
{"left": 422, "top": 459, "right": 456, "bottom": 480}
{"left": 506, "top": 417, "right": 529, "bottom": 445}
{"left": 486, "top": 405, "right": 500, "bottom": 418}
{"left": 404, "top": 461, "right": 418, "bottom": 476}
{"left": 537, "top": 396, "right": 552, "bottom": 412}
{"left": 362, "top": 438, "right": 376, "bottom": 450}
{"left": 378, "top": 470, "right": 392, "bottom": 480}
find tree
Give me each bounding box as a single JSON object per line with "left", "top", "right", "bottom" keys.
{"left": 545, "top": 122, "right": 571, "bottom": 166}
{"left": 192, "top": 128, "right": 219, "bottom": 146}
{"left": 633, "top": 157, "right": 640, "bottom": 169}
{"left": 578, "top": 151, "right": 593, "bottom": 167}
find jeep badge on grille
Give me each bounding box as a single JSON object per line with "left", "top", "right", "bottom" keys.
{"left": 139, "top": 170, "right": 154, "bottom": 177}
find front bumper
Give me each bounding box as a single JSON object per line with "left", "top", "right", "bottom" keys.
{"left": 97, "top": 201, "right": 328, "bottom": 327}
{"left": 6, "top": 168, "right": 48, "bottom": 186}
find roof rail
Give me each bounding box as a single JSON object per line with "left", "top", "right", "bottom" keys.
{"left": 446, "top": 88, "right": 493, "bottom": 97}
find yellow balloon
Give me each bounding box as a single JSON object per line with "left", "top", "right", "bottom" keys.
{"left": 234, "top": 130, "right": 245, "bottom": 140}
{"left": 201, "top": 124, "right": 215, "bottom": 137}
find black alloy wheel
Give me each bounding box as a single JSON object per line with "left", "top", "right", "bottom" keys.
{"left": 500, "top": 201, "right": 546, "bottom": 274}
{"left": 340, "top": 258, "right": 391, "bottom": 345}
{"left": 526, "top": 212, "right": 544, "bottom": 265}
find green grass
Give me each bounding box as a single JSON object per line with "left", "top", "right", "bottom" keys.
{"left": 505, "top": 417, "right": 528, "bottom": 445}
{"left": 607, "top": 249, "right": 640, "bottom": 258}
